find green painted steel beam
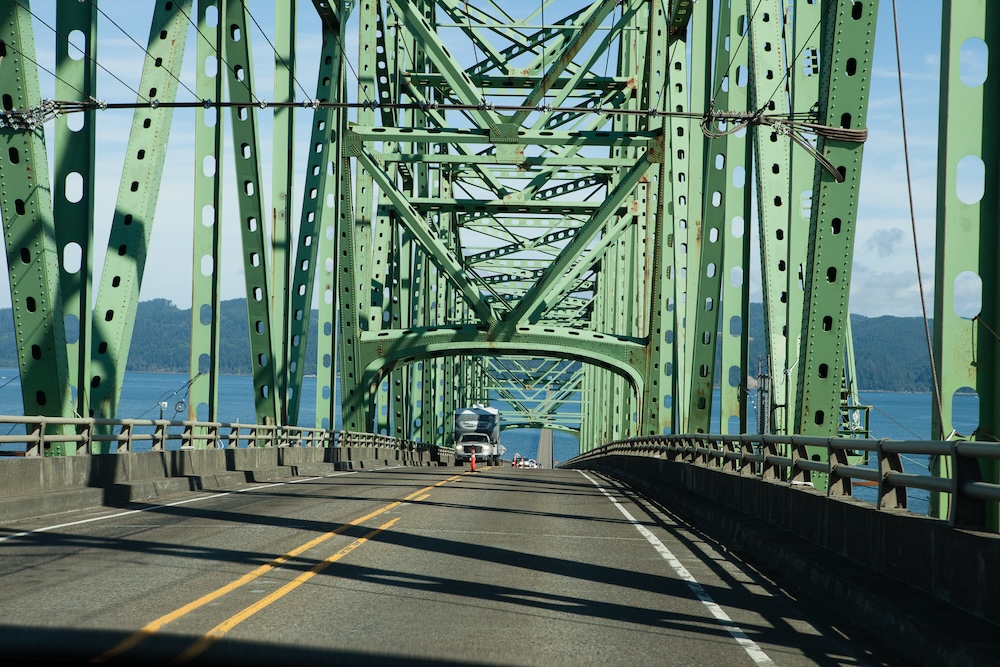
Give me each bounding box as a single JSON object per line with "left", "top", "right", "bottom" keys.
{"left": 667, "top": 39, "right": 691, "bottom": 432}
{"left": 88, "top": 1, "right": 192, "bottom": 428}
{"left": 222, "top": 0, "right": 279, "bottom": 426}
{"left": 406, "top": 198, "right": 601, "bottom": 214}
{"left": 54, "top": 0, "right": 98, "bottom": 423}
{"left": 748, "top": 0, "right": 795, "bottom": 435}
{"left": 795, "top": 2, "right": 880, "bottom": 443}
{"left": 189, "top": 0, "right": 224, "bottom": 427}
{"left": 376, "top": 153, "right": 639, "bottom": 167}
{"left": 718, "top": 1, "right": 753, "bottom": 436}
{"left": 405, "top": 72, "right": 632, "bottom": 92}
{"left": 287, "top": 24, "right": 343, "bottom": 427}
{"left": 393, "top": 84, "right": 512, "bottom": 198}
{"left": 0, "top": 1, "right": 73, "bottom": 438}
{"left": 932, "top": 0, "right": 999, "bottom": 528}
{"left": 783, "top": 0, "right": 824, "bottom": 438}
{"left": 637, "top": 0, "right": 673, "bottom": 436}
{"left": 688, "top": 0, "right": 744, "bottom": 435}
{"left": 350, "top": 125, "right": 659, "bottom": 147}
{"left": 507, "top": 0, "right": 621, "bottom": 127}
{"left": 270, "top": 0, "right": 296, "bottom": 424}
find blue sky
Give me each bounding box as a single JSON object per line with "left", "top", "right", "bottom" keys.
{"left": 2, "top": 1, "right": 945, "bottom": 318}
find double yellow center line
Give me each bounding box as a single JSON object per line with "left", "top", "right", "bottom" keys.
{"left": 94, "top": 473, "right": 463, "bottom": 664}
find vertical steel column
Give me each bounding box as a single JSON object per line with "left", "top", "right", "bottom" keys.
{"left": 668, "top": 48, "right": 692, "bottom": 432}
{"left": 719, "top": 2, "right": 753, "bottom": 435}
{"left": 640, "top": 0, "right": 673, "bottom": 436}
{"left": 748, "top": 0, "right": 793, "bottom": 435}
{"left": 0, "top": 1, "right": 73, "bottom": 435}
{"left": 271, "top": 0, "right": 296, "bottom": 424}
{"left": 932, "top": 0, "right": 998, "bottom": 527}
{"left": 222, "top": 0, "right": 279, "bottom": 426}
{"left": 784, "top": 0, "right": 824, "bottom": 434}
{"left": 795, "top": 1, "right": 879, "bottom": 445}
{"left": 189, "top": 0, "right": 224, "bottom": 427}
{"left": 289, "top": 16, "right": 342, "bottom": 427}
{"left": 689, "top": 1, "right": 740, "bottom": 435}
{"left": 327, "top": 116, "right": 354, "bottom": 431}
{"left": 681, "top": 0, "right": 713, "bottom": 432}
{"left": 54, "top": 1, "right": 98, "bottom": 423}
{"left": 339, "top": 0, "right": 380, "bottom": 433}
{"left": 89, "top": 1, "right": 191, "bottom": 428}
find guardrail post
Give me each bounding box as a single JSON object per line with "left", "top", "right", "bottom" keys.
{"left": 951, "top": 443, "right": 988, "bottom": 528}
{"left": 152, "top": 420, "right": 167, "bottom": 451}
{"left": 739, "top": 437, "right": 755, "bottom": 476}
{"left": 118, "top": 421, "right": 133, "bottom": 453}
{"left": 876, "top": 439, "right": 906, "bottom": 509}
{"left": 721, "top": 437, "right": 735, "bottom": 472}
{"left": 762, "top": 439, "right": 781, "bottom": 480}
{"left": 827, "top": 441, "right": 850, "bottom": 497}
{"left": 23, "top": 420, "right": 41, "bottom": 457}
{"left": 790, "top": 440, "right": 809, "bottom": 485}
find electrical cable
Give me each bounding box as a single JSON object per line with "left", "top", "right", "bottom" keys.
{"left": 707, "top": 0, "right": 766, "bottom": 112}
{"left": 464, "top": 0, "right": 488, "bottom": 102}
{"left": 85, "top": 0, "right": 198, "bottom": 101}
{"left": 757, "top": 0, "right": 837, "bottom": 119}
{"left": 14, "top": 1, "right": 143, "bottom": 100}
{"left": 241, "top": 1, "right": 311, "bottom": 100}
{"left": 170, "top": 0, "right": 259, "bottom": 104}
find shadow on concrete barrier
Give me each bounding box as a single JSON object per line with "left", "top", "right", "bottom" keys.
{"left": 0, "top": 444, "right": 455, "bottom": 522}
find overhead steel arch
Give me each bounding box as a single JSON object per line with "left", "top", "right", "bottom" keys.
{"left": 356, "top": 326, "right": 644, "bottom": 440}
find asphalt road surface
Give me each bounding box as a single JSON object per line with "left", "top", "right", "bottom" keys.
{"left": 0, "top": 465, "right": 912, "bottom": 666}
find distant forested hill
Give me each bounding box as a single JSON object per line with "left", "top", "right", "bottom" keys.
{"left": 0, "top": 300, "right": 936, "bottom": 391}
{"left": 742, "top": 303, "right": 937, "bottom": 392}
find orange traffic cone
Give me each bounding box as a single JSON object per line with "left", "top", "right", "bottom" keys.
{"left": 470, "top": 451, "right": 477, "bottom": 472}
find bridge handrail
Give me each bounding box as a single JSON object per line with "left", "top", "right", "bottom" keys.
{"left": 565, "top": 433, "right": 1000, "bottom": 530}
{"left": 0, "top": 415, "right": 437, "bottom": 456}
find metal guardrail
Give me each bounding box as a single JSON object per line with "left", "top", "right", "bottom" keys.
{"left": 0, "top": 415, "right": 437, "bottom": 456}
{"left": 566, "top": 433, "right": 1000, "bottom": 530}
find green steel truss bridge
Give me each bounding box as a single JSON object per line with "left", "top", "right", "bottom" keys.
{"left": 0, "top": 2, "right": 996, "bottom": 518}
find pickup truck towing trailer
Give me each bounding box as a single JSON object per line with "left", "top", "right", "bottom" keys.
{"left": 453, "top": 405, "right": 501, "bottom": 465}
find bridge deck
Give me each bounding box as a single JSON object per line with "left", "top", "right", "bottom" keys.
{"left": 0, "top": 465, "right": 910, "bottom": 666}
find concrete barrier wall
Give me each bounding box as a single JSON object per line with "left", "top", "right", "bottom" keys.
{"left": 0, "top": 445, "right": 454, "bottom": 522}
{"left": 569, "top": 454, "right": 1000, "bottom": 629}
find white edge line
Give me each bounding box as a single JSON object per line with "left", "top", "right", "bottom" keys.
{"left": 0, "top": 470, "right": 359, "bottom": 545}
{"left": 578, "top": 470, "right": 777, "bottom": 667}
